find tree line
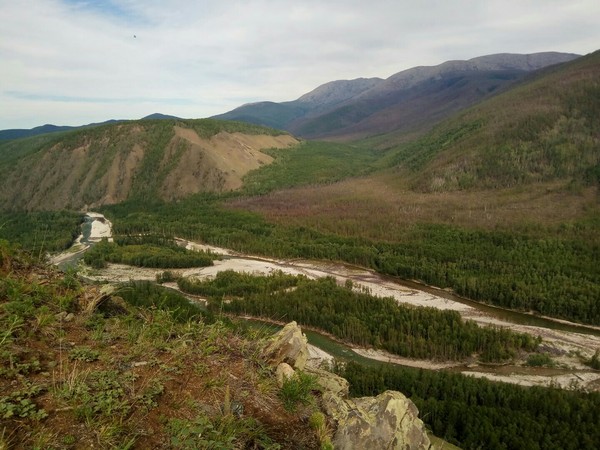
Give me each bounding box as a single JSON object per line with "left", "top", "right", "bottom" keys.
{"left": 0, "top": 210, "right": 82, "bottom": 255}
{"left": 179, "top": 272, "right": 538, "bottom": 362}
{"left": 83, "top": 237, "right": 215, "bottom": 269}
{"left": 337, "top": 361, "right": 600, "bottom": 449}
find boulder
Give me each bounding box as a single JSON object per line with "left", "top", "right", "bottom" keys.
{"left": 305, "top": 366, "right": 349, "bottom": 397}
{"left": 323, "top": 390, "right": 431, "bottom": 450}
{"left": 276, "top": 363, "right": 296, "bottom": 387}
{"left": 262, "top": 321, "right": 308, "bottom": 370}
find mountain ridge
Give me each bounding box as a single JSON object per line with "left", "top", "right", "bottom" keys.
{"left": 0, "top": 114, "right": 181, "bottom": 141}
{"left": 215, "top": 51, "right": 581, "bottom": 140}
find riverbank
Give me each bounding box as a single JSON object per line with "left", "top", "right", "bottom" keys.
{"left": 53, "top": 224, "right": 600, "bottom": 391}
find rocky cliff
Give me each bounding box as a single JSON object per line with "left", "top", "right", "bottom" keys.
{"left": 264, "top": 321, "right": 433, "bottom": 450}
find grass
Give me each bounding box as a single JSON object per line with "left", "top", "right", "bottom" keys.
{"left": 242, "top": 140, "right": 379, "bottom": 195}
{"left": 279, "top": 371, "right": 320, "bottom": 412}
{"left": 0, "top": 244, "right": 324, "bottom": 448}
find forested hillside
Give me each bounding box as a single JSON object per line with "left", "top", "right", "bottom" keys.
{"left": 338, "top": 362, "right": 600, "bottom": 449}
{"left": 381, "top": 50, "right": 600, "bottom": 191}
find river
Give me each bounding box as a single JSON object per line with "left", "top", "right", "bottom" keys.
{"left": 53, "top": 212, "right": 600, "bottom": 390}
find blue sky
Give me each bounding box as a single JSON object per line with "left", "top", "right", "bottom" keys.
{"left": 1, "top": 0, "right": 599, "bottom": 129}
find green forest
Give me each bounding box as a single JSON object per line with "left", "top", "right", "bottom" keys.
{"left": 0, "top": 210, "right": 82, "bottom": 254}
{"left": 100, "top": 195, "right": 600, "bottom": 325}
{"left": 337, "top": 362, "right": 600, "bottom": 449}
{"left": 83, "top": 236, "right": 216, "bottom": 269}
{"left": 179, "top": 271, "right": 538, "bottom": 362}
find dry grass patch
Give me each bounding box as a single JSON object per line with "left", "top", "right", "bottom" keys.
{"left": 230, "top": 172, "right": 598, "bottom": 240}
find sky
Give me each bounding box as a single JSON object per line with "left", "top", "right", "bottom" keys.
{"left": 1, "top": 0, "right": 599, "bottom": 129}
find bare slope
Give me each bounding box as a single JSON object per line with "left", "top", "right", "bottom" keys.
{"left": 0, "top": 119, "right": 297, "bottom": 211}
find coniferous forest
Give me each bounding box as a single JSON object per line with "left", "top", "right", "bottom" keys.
{"left": 338, "top": 361, "right": 600, "bottom": 450}
{"left": 83, "top": 236, "right": 216, "bottom": 269}
{"left": 101, "top": 195, "right": 600, "bottom": 325}
{"left": 180, "top": 271, "right": 538, "bottom": 362}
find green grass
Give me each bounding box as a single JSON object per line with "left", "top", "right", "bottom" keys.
{"left": 242, "top": 140, "right": 378, "bottom": 195}
{"left": 279, "top": 371, "right": 319, "bottom": 412}
{"left": 116, "top": 280, "right": 213, "bottom": 323}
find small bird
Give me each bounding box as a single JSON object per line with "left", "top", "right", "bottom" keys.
{"left": 133, "top": 35, "right": 137, "bottom": 38}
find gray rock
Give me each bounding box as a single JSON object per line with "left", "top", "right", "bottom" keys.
{"left": 276, "top": 362, "right": 295, "bottom": 387}
{"left": 262, "top": 321, "right": 308, "bottom": 370}
{"left": 305, "top": 366, "right": 349, "bottom": 397}
{"left": 324, "top": 390, "right": 431, "bottom": 450}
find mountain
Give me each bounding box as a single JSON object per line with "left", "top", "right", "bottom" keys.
{"left": 0, "top": 119, "right": 297, "bottom": 210}
{"left": 213, "top": 77, "right": 383, "bottom": 130}
{"left": 0, "top": 114, "right": 180, "bottom": 141}
{"left": 0, "top": 119, "right": 122, "bottom": 141}
{"left": 214, "top": 52, "right": 580, "bottom": 140}
{"left": 383, "top": 50, "right": 600, "bottom": 192}
{"left": 0, "top": 124, "right": 77, "bottom": 141}
{"left": 213, "top": 101, "right": 310, "bottom": 130}
{"left": 294, "top": 77, "right": 384, "bottom": 111}
{"left": 141, "top": 112, "right": 182, "bottom": 120}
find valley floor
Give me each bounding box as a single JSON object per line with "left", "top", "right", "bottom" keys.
{"left": 53, "top": 216, "right": 600, "bottom": 392}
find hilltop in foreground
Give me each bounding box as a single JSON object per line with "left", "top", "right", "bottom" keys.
{"left": 0, "top": 243, "right": 432, "bottom": 449}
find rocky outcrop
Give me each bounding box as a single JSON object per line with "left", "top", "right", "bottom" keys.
{"left": 264, "top": 322, "right": 432, "bottom": 449}
{"left": 305, "top": 366, "right": 349, "bottom": 397}
{"left": 323, "top": 390, "right": 431, "bottom": 450}
{"left": 276, "top": 362, "right": 296, "bottom": 387}
{"left": 262, "top": 321, "right": 309, "bottom": 370}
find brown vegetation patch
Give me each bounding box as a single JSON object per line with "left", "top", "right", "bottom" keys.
{"left": 229, "top": 172, "right": 599, "bottom": 239}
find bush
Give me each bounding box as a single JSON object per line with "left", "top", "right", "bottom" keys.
{"left": 279, "top": 371, "right": 319, "bottom": 412}
{"left": 526, "top": 353, "right": 555, "bottom": 367}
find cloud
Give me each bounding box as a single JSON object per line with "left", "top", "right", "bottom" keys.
{"left": 1, "top": 0, "right": 599, "bottom": 128}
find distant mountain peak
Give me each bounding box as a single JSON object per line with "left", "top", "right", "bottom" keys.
{"left": 141, "top": 113, "right": 181, "bottom": 120}
{"left": 468, "top": 51, "right": 581, "bottom": 71}
{"left": 212, "top": 51, "right": 581, "bottom": 140}
{"left": 295, "top": 77, "right": 384, "bottom": 107}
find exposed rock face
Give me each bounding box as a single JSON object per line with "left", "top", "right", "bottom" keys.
{"left": 265, "top": 323, "right": 432, "bottom": 449}
{"left": 262, "top": 321, "right": 308, "bottom": 370}
{"left": 323, "top": 390, "right": 431, "bottom": 450}
{"left": 305, "top": 366, "right": 349, "bottom": 397}
{"left": 275, "top": 362, "right": 295, "bottom": 387}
